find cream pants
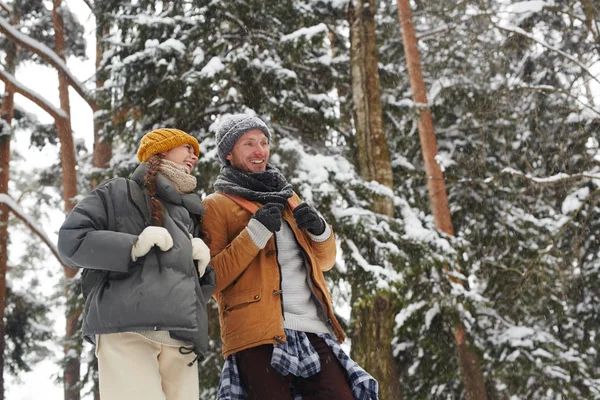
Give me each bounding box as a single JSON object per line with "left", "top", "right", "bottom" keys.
{"left": 97, "top": 332, "right": 199, "bottom": 400}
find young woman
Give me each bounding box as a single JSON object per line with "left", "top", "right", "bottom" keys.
{"left": 58, "top": 128, "right": 215, "bottom": 400}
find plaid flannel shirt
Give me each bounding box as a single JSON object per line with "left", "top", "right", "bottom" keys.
{"left": 217, "top": 329, "right": 379, "bottom": 400}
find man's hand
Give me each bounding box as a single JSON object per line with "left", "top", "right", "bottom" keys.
{"left": 252, "top": 203, "right": 285, "bottom": 233}
{"left": 131, "top": 226, "right": 174, "bottom": 261}
{"left": 293, "top": 203, "right": 325, "bottom": 235}
{"left": 192, "top": 237, "right": 210, "bottom": 277}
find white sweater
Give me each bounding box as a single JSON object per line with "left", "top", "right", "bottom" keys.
{"left": 246, "top": 217, "right": 333, "bottom": 335}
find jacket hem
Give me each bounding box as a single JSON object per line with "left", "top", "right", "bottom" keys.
{"left": 222, "top": 335, "right": 286, "bottom": 359}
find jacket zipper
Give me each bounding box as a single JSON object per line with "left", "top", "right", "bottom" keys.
{"left": 273, "top": 234, "right": 285, "bottom": 320}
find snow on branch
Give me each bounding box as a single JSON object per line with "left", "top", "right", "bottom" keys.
{"left": 484, "top": 168, "right": 600, "bottom": 185}
{"left": 346, "top": 240, "right": 402, "bottom": 289}
{"left": 281, "top": 23, "right": 328, "bottom": 42}
{"left": 0, "top": 194, "right": 65, "bottom": 266}
{"left": 0, "top": 16, "right": 96, "bottom": 110}
{"left": 512, "top": 84, "right": 600, "bottom": 117}
{"left": 0, "top": 68, "right": 67, "bottom": 121}
{"left": 492, "top": 21, "right": 600, "bottom": 86}
{"left": 416, "top": 24, "right": 453, "bottom": 41}
{"left": 0, "top": 1, "right": 11, "bottom": 13}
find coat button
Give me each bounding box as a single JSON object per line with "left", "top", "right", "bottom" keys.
{"left": 254, "top": 295, "right": 260, "bottom": 300}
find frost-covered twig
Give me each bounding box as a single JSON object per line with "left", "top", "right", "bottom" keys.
{"left": 0, "top": 194, "right": 66, "bottom": 266}
{"left": 0, "top": 1, "right": 11, "bottom": 13}
{"left": 0, "top": 68, "right": 67, "bottom": 121}
{"left": 489, "top": 20, "right": 600, "bottom": 86}
{"left": 483, "top": 168, "right": 600, "bottom": 185}
{"left": 515, "top": 84, "right": 600, "bottom": 118}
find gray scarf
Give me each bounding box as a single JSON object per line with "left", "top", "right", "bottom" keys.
{"left": 213, "top": 164, "right": 293, "bottom": 205}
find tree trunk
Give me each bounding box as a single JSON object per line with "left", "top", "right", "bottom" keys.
{"left": 581, "top": 0, "right": 600, "bottom": 56}
{"left": 351, "top": 292, "right": 402, "bottom": 400}
{"left": 396, "top": 1, "right": 488, "bottom": 399}
{"left": 89, "top": 21, "right": 112, "bottom": 400}
{"left": 0, "top": 9, "right": 18, "bottom": 399}
{"left": 53, "top": 1, "right": 81, "bottom": 398}
{"left": 348, "top": 0, "right": 394, "bottom": 216}
{"left": 348, "top": 1, "right": 399, "bottom": 399}
{"left": 92, "top": 23, "right": 111, "bottom": 188}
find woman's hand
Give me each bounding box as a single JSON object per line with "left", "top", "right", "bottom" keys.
{"left": 191, "top": 237, "right": 211, "bottom": 277}
{"left": 131, "top": 226, "right": 174, "bottom": 261}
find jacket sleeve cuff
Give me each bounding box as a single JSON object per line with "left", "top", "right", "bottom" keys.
{"left": 307, "top": 221, "right": 331, "bottom": 243}
{"left": 246, "top": 219, "right": 273, "bottom": 249}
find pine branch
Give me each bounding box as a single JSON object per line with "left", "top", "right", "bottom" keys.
{"left": 483, "top": 168, "right": 600, "bottom": 186}
{"left": 0, "top": 194, "right": 67, "bottom": 268}
{"left": 0, "top": 15, "right": 97, "bottom": 110}
{"left": 478, "top": 1, "right": 600, "bottom": 86}
{"left": 0, "top": 68, "right": 68, "bottom": 121}
{"left": 512, "top": 84, "right": 600, "bottom": 118}
{"left": 0, "top": 1, "right": 11, "bottom": 14}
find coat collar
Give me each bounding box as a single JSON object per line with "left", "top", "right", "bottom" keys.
{"left": 131, "top": 163, "right": 205, "bottom": 215}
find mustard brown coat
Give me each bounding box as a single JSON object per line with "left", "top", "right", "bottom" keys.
{"left": 202, "top": 192, "right": 346, "bottom": 358}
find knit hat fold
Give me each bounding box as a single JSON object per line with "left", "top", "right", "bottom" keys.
{"left": 214, "top": 114, "right": 271, "bottom": 165}
{"left": 137, "top": 128, "right": 200, "bottom": 162}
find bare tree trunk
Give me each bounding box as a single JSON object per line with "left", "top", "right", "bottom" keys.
{"left": 348, "top": 1, "right": 400, "bottom": 399}
{"left": 53, "top": 1, "right": 81, "bottom": 398}
{"left": 92, "top": 23, "right": 111, "bottom": 188}
{"left": 89, "top": 21, "right": 112, "bottom": 400}
{"left": 348, "top": 0, "right": 394, "bottom": 216}
{"left": 0, "top": 9, "right": 18, "bottom": 399}
{"left": 396, "top": 1, "right": 488, "bottom": 399}
{"left": 350, "top": 292, "right": 401, "bottom": 400}
{"left": 581, "top": 0, "right": 600, "bottom": 56}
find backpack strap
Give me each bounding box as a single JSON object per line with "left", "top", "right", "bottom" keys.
{"left": 220, "top": 193, "right": 299, "bottom": 215}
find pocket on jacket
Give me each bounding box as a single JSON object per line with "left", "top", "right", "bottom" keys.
{"left": 219, "top": 288, "right": 263, "bottom": 338}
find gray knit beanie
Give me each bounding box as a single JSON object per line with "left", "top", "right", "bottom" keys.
{"left": 215, "top": 114, "right": 272, "bottom": 165}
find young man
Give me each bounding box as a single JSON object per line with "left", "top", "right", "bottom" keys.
{"left": 203, "top": 114, "right": 378, "bottom": 400}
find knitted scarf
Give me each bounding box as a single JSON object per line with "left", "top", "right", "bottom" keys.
{"left": 159, "top": 159, "right": 197, "bottom": 194}
{"left": 213, "top": 164, "right": 293, "bottom": 205}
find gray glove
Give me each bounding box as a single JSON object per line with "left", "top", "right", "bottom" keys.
{"left": 293, "top": 203, "right": 325, "bottom": 235}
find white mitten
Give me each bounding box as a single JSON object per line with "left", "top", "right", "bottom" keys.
{"left": 131, "top": 226, "right": 174, "bottom": 261}
{"left": 191, "top": 237, "right": 210, "bottom": 277}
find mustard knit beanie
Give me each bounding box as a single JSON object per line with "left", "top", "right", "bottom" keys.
{"left": 137, "top": 128, "right": 200, "bottom": 162}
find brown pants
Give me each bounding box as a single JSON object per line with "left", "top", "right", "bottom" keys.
{"left": 236, "top": 333, "right": 354, "bottom": 400}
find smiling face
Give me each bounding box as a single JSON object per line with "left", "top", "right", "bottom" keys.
{"left": 162, "top": 143, "right": 198, "bottom": 173}
{"left": 226, "top": 129, "right": 270, "bottom": 173}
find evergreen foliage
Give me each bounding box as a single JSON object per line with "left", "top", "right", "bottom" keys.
{"left": 3, "top": 0, "right": 600, "bottom": 398}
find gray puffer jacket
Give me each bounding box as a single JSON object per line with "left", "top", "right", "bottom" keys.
{"left": 57, "top": 163, "right": 216, "bottom": 359}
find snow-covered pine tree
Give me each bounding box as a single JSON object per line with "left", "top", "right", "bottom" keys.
{"left": 0, "top": 106, "right": 59, "bottom": 400}
{"left": 374, "top": 0, "right": 600, "bottom": 397}
{"left": 93, "top": 0, "right": 600, "bottom": 398}
{"left": 0, "top": 1, "right": 87, "bottom": 398}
